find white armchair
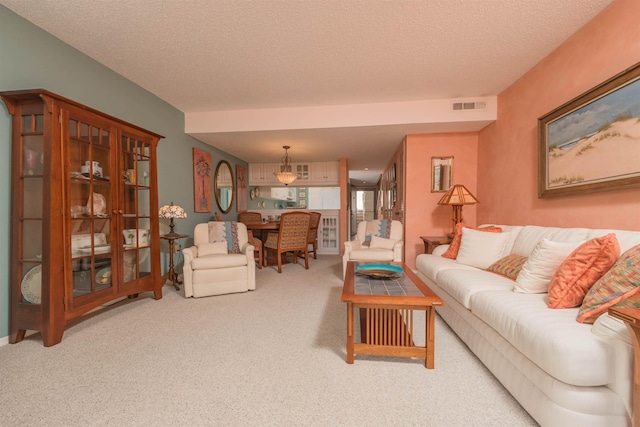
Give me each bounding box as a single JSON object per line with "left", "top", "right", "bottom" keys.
{"left": 182, "top": 221, "right": 256, "bottom": 298}
{"left": 342, "top": 219, "right": 404, "bottom": 278}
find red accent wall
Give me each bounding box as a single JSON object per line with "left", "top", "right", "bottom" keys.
{"left": 477, "top": 0, "right": 640, "bottom": 229}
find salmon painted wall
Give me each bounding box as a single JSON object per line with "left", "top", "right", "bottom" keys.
{"left": 404, "top": 133, "right": 478, "bottom": 268}
{"left": 477, "top": 0, "right": 640, "bottom": 229}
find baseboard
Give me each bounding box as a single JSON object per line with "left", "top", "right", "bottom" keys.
{"left": 0, "top": 335, "right": 8, "bottom": 347}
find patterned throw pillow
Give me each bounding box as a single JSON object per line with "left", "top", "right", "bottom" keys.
{"left": 577, "top": 244, "right": 640, "bottom": 324}
{"left": 486, "top": 254, "right": 528, "bottom": 280}
{"left": 441, "top": 223, "right": 502, "bottom": 259}
{"left": 548, "top": 234, "right": 620, "bottom": 309}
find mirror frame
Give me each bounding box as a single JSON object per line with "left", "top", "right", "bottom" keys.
{"left": 214, "top": 160, "right": 235, "bottom": 214}
{"left": 431, "top": 156, "right": 454, "bottom": 192}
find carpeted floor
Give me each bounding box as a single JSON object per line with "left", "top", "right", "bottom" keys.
{"left": 0, "top": 255, "right": 537, "bottom": 426}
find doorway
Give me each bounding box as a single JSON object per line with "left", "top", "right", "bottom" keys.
{"left": 350, "top": 189, "right": 376, "bottom": 239}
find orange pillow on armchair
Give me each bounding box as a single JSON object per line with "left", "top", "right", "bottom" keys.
{"left": 441, "top": 223, "right": 503, "bottom": 259}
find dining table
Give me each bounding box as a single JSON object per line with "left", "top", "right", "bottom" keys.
{"left": 244, "top": 221, "right": 280, "bottom": 242}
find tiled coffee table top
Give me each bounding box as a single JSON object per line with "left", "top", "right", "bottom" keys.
{"left": 354, "top": 274, "right": 423, "bottom": 297}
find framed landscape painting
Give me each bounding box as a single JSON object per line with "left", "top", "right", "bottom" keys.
{"left": 538, "top": 62, "right": 640, "bottom": 198}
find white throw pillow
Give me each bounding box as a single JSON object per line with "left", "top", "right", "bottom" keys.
{"left": 514, "top": 238, "right": 583, "bottom": 294}
{"left": 370, "top": 235, "right": 396, "bottom": 250}
{"left": 198, "top": 241, "right": 228, "bottom": 256}
{"left": 456, "top": 228, "right": 509, "bottom": 269}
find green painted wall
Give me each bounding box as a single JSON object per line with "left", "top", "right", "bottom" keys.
{"left": 0, "top": 6, "right": 247, "bottom": 340}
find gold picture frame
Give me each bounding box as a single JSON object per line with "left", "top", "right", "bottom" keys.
{"left": 431, "top": 157, "right": 453, "bottom": 192}
{"left": 539, "top": 61, "right": 640, "bottom": 198}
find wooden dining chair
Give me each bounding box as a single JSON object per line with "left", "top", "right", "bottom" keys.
{"left": 263, "top": 212, "right": 312, "bottom": 273}
{"left": 237, "top": 212, "right": 264, "bottom": 269}
{"left": 307, "top": 211, "right": 322, "bottom": 259}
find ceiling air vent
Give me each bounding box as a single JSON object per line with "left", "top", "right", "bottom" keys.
{"left": 452, "top": 101, "right": 486, "bottom": 111}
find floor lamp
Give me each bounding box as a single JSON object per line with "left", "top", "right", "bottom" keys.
{"left": 438, "top": 184, "right": 479, "bottom": 238}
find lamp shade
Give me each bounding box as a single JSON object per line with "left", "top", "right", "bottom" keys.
{"left": 159, "top": 202, "right": 187, "bottom": 219}
{"left": 274, "top": 145, "right": 298, "bottom": 186}
{"left": 159, "top": 202, "right": 187, "bottom": 236}
{"left": 437, "top": 184, "right": 479, "bottom": 206}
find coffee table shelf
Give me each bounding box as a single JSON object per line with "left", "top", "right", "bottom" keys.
{"left": 341, "top": 261, "right": 444, "bottom": 369}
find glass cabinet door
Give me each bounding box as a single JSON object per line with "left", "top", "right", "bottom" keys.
{"left": 19, "top": 104, "right": 45, "bottom": 305}
{"left": 67, "top": 113, "right": 114, "bottom": 300}
{"left": 121, "top": 134, "right": 152, "bottom": 285}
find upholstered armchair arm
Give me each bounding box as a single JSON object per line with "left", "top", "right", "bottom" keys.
{"left": 182, "top": 246, "right": 198, "bottom": 297}
{"left": 344, "top": 240, "right": 362, "bottom": 253}
{"left": 241, "top": 242, "right": 256, "bottom": 290}
{"left": 392, "top": 240, "right": 403, "bottom": 262}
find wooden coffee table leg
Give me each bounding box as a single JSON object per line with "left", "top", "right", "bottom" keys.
{"left": 346, "top": 303, "right": 354, "bottom": 364}
{"left": 425, "top": 306, "right": 435, "bottom": 369}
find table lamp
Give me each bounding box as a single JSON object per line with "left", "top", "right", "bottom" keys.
{"left": 438, "top": 184, "right": 479, "bottom": 238}
{"left": 159, "top": 202, "right": 187, "bottom": 237}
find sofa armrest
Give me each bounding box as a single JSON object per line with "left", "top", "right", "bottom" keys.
{"left": 344, "top": 240, "right": 362, "bottom": 252}
{"left": 182, "top": 246, "right": 198, "bottom": 297}
{"left": 432, "top": 244, "right": 449, "bottom": 257}
{"left": 393, "top": 240, "right": 403, "bottom": 262}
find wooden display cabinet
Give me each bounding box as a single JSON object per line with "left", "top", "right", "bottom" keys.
{"left": 1, "top": 89, "right": 164, "bottom": 346}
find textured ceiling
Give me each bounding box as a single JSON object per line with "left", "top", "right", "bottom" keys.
{"left": 1, "top": 0, "right": 613, "bottom": 185}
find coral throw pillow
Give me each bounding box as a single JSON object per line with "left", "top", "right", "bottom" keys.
{"left": 441, "top": 223, "right": 502, "bottom": 259}
{"left": 486, "top": 254, "right": 528, "bottom": 280}
{"left": 577, "top": 244, "right": 640, "bottom": 324}
{"left": 548, "top": 234, "right": 620, "bottom": 309}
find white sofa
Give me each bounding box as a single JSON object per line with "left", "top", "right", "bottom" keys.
{"left": 182, "top": 221, "right": 256, "bottom": 298}
{"left": 415, "top": 224, "right": 639, "bottom": 426}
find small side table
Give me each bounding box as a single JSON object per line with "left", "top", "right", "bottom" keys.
{"left": 160, "top": 233, "right": 188, "bottom": 291}
{"left": 608, "top": 307, "right": 640, "bottom": 427}
{"left": 420, "top": 236, "right": 452, "bottom": 254}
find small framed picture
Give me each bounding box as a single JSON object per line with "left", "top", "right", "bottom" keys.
{"left": 298, "top": 191, "right": 306, "bottom": 198}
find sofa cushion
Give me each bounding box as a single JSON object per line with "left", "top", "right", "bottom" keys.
{"left": 198, "top": 241, "right": 228, "bottom": 256}
{"left": 191, "top": 253, "right": 248, "bottom": 269}
{"left": 415, "top": 254, "right": 477, "bottom": 283}
{"left": 514, "top": 239, "right": 583, "bottom": 294}
{"left": 348, "top": 248, "right": 394, "bottom": 262}
{"left": 548, "top": 234, "right": 620, "bottom": 309}
{"left": 470, "top": 290, "right": 613, "bottom": 386}
{"left": 577, "top": 244, "right": 640, "bottom": 323}
{"left": 441, "top": 223, "right": 502, "bottom": 259}
{"left": 486, "top": 254, "right": 528, "bottom": 280}
{"left": 510, "top": 226, "right": 589, "bottom": 257}
{"left": 437, "top": 269, "right": 514, "bottom": 309}
{"left": 370, "top": 235, "right": 396, "bottom": 249}
{"left": 456, "top": 228, "right": 510, "bottom": 269}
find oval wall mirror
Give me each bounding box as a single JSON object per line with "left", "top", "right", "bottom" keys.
{"left": 214, "top": 160, "right": 235, "bottom": 214}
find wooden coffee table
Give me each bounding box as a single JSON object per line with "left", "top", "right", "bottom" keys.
{"left": 341, "top": 261, "right": 444, "bottom": 369}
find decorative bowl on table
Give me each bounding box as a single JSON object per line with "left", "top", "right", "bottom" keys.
{"left": 355, "top": 264, "right": 404, "bottom": 279}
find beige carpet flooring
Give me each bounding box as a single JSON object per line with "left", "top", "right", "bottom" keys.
{"left": 0, "top": 255, "right": 537, "bottom": 426}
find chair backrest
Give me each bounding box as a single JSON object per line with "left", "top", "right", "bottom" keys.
{"left": 194, "top": 221, "right": 249, "bottom": 249}
{"left": 355, "top": 219, "right": 403, "bottom": 243}
{"left": 308, "top": 211, "right": 321, "bottom": 240}
{"left": 238, "top": 212, "right": 262, "bottom": 223}
{"left": 277, "top": 212, "right": 311, "bottom": 251}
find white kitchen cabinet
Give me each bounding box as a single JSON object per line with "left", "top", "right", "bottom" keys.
{"left": 317, "top": 211, "right": 339, "bottom": 254}
{"left": 249, "top": 163, "right": 279, "bottom": 185}
{"left": 293, "top": 163, "right": 311, "bottom": 182}
{"left": 308, "top": 187, "right": 340, "bottom": 209}
{"left": 311, "top": 161, "right": 339, "bottom": 185}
